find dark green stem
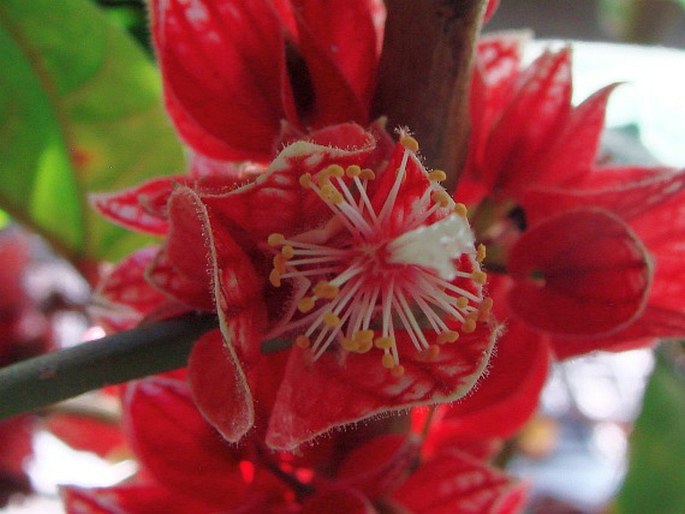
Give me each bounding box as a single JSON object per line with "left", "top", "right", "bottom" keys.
{"left": 0, "top": 313, "right": 217, "bottom": 420}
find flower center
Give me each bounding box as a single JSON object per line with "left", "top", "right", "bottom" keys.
{"left": 267, "top": 137, "right": 491, "bottom": 377}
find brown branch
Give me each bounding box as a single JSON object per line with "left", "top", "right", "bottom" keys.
{"left": 372, "top": 0, "right": 488, "bottom": 191}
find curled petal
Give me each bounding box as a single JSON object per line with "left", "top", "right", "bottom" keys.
{"left": 200, "top": 123, "right": 377, "bottom": 241}
{"left": 508, "top": 208, "right": 652, "bottom": 336}
{"left": 188, "top": 330, "right": 255, "bottom": 444}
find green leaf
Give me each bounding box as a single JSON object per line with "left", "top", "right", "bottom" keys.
{"left": 616, "top": 348, "right": 685, "bottom": 514}
{"left": 0, "top": 0, "right": 183, "bottom": 264}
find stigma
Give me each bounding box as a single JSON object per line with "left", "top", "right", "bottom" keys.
{"left": 267, "top": 136, "right": 490, "bottom": 377}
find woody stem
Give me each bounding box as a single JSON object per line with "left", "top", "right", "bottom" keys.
{"left": 372, "top": 0, "right": 489, "bottom": 192}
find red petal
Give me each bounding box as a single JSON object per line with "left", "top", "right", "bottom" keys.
{"left": 302, "top": 487, "right": 376, "bottom": 514}
{"left": 508, "top": 208, "right": 651, "bottom": 336}
{"left": 45, "top": 413, "right": 126, "bottom": 459}
{"left": 483, "top": 0, "right": 500, "bottom": 23}
{"left": 522, "top": 167, "right": 685, "bottom": 225}
{"left": 470, "top": 34, "right": 526, "bottom": 174}
{"left": 442, "top": 321, "right": 550, "bottom": 439}
{"left": 152, "top": 0, "right": 294, "bottom": 161}
{"left": 123, "top": 376, "right": 249, "bottom": 506}
{"left": 336, "top": 434, "right": 419, "bottom": 498}
{"left": 188, "top": 330, "right": 254, "bottom": 444}
{"left": 89, "top": 177, "right": 186, "bottom": 235}
{"left": 392, "top": 450, "right": 527, "bottom": 514}
{"left": 62, "top": 484, "right": 215, "bottom": 514}
{"left": 91, "top": 246, "right": 168, "bottom": 331}
{"left": 266, "top": 323, "right": 498, "bottom": 450}
{"left": 146, "top": 189, "right": 215, "bottom": 309}
{"left": 483, "top": 48, "right": 572, "bottom": 194}
{"left": 290, "top": 0, "right": 380, "bottom": 124}
{"left": 551, "top": 305, "right": 685, "bottom": 359}
{"left": 534, "top": 84, "right": 618, "bottom": 186}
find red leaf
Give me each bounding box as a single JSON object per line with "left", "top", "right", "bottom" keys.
{"left": 508, "top": 208, "right": 651, "bottom": 336}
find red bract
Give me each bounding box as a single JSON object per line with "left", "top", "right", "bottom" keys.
{"left": 458, "top": 34, "right": 685, "bottom": 359}
{"left": 94, "top": 124, "right": 499, "bottom": 450}
{"left": 151, "top": 0, "right": 385, "bottom": 164}
{"left": 62, "top": 375, "right": 525, "bottom": 514}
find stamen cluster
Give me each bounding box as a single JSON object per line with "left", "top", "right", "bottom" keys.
{"left": 268, "top": 137, "right": 491, "bottom": 377}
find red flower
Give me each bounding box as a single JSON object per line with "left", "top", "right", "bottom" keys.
{"left": 151, "top": 0, "right": 385, "bottom": 165}
{"left": 62, "top": 375, "right": 526, "bottom": 514}
{"left": 94, "top": 125, "right": 499, "bottom": 450}
{"left": 458, "top": 34, "right": 685, "bottom": 359}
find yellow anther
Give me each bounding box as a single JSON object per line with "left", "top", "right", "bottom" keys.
{"left": 296, "top": 335, "right": 311, "bottom": 349}
{"left": 453, "top": 202, "right": 468, "bottom": 217}
{"left": 354, "top": 329, "right": 375, "bottom": 343}
{"left": 472, "top": 270, "right": 487, "bottom": 285}
{"left": 374, "top": 336, "right": 394, "bottom": 350}
{"left": 359, "top": 168, "right": 376, "bottom": 180}
{"left": 320, "top": 183, "right": 343, "bottom": 204}
{"left": 456, "top": 296, "right": 469, "bottom": 309}
{"left": 478, "top": 297, "right": 494, "bottom": 321}
{"left": 323, "top": 312, "right": 341, "bottom": 327}
{"left": 299, "top": 173, "right": 313, "bottom": 188}
{"left": 267, "top": 233, "right": 285, "bottom": 247}
{"left": 346, "top": 165, "right": 362, "bottom": 178}
{"left": 420, "top": 344, "right": 440, "bottom": 360}
{"left": 382, "top": 353, "right": 396, "bottom": 369}
{"left": 269, "top": 269, "right": 282, "bottom": 288}
{"left": 356, "top": 339, "right": 373, "bottom": 353}
{"left": 281, "top": 245, "right": 295, "bottom": 260}
{"left": 297, "top": 296, "right": 315, "bottom": 313}
{"left": 462, "top": 317, "right": 477, "bottom": 334}
{"left": 428, "top": 169, "right": 447, "bottom": 182}
{"left": 313, "top": 280, "right": 339, "bottom": 300}
{"left": 391, "top": 365, "right": 405, "bottom": 378}
{"left": 476, "top": 243, "right": 487, "bottom": 263}
{"left": 325, "top": 164, "right": 345, "bottom": 178}
{"left": 342, "top": 338, "right": 359, "bottom": 352}
{"left": 431, "top": 190, "right": 451, "bottom": 208}
{"left": 437, "top": 330, "right": 460, "bottom": 344}
{"left": 272, "top": 254, "right": 287, "bottom": 274}
{"left": 400, "top": 136, "right": 420, "bottom": 152}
